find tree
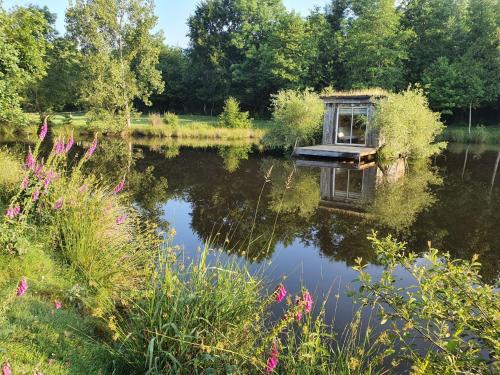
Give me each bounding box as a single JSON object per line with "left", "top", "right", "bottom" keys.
{"left": 0, "top": 6, "right": 51, "bottom": 126}
{"left": 341, "top": 0, "right": 413, "bottom": 90}
{"left": 66, "top": 0, "right": 163, "bottom": 128}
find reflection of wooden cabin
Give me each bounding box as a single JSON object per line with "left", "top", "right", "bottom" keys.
{"left": 294, "top": 92, "right": 386, "bottom": 162}
{"left": 295, "top": 157, "right": 406, "bottom": 216}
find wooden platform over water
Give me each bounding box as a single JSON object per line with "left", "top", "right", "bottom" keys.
{"left": 293, "top": 145, "right": 377, "bottom": 162}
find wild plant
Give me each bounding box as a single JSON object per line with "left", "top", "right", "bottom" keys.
{"left": 353, "top": 233, "right": 500, "bottom": 374}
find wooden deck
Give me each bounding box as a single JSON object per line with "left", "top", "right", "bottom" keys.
{"left": 293, "top": 145, "right": 377, "bottom": 162}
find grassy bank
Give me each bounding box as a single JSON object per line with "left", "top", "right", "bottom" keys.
{"left": 2, "top": 112, "right": 273, "bottom": 141}
{"left": 441, "top": 125, "right": 500, "bottom": 144}
{"left": 0, "top": 126, "right": 498, "bottom": 374}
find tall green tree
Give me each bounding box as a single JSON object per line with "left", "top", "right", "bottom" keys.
{"left": 66, "top": 0, "right": 163, "bottom": 128}
{"left": 0, "top": 6, "right": 51, "bottom": 126}
{"left": 341, "top": 0, "right": 413, "bottom": 90}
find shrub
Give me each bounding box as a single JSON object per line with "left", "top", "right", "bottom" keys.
{"left": 354, "top": 233, "right": 500, "bottom": 374}
{"left": 86, "top": 108, "right": 127, "bottom": 133}
{"left": 266, "top": 89, "right": 324, "bottom": 149}
{"left": 219, "top": 97, "right": 252, "bottom": 129}
{"left": 148, "top": 113, "right": 162, "bottom": 127}
{"left": 163, "top": 111, "right": 179, "bottom": 126}
{"left": 374, "top": 88, "right": 446, "bottom": 161}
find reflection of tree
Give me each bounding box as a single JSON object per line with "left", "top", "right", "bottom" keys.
{"left": 217, "top": 145, "right": 251, "bottom": 172}
{"left": 368, "top": 159, "right": 442, "bottom": 232}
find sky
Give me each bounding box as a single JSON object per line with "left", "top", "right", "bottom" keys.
{"left": 3, "top": 0, "right": 329, "bottom": 47}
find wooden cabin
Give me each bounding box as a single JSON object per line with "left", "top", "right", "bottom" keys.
{"left": 294, "top": 91, "right": 387, "bottom": 162}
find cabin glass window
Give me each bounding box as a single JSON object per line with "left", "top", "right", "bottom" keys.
{"left": 335, "top": 106, "right": 368, "bottom": 146}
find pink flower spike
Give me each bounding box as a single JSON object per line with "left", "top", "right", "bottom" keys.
{"left": 2, "top": 361, "right": 12, "bottom": 375}
{"left": 54, "top": 140, "right": 65, "bottom": 155}
{"left": 79, "top": 184, "right": 88, "bottom": 193}
{"left": 266, "top": 343, "right": 279, "bottom": 375}
{"left": 39, "top": 121, "right": 48, "bottom": 141}
{"left": 32, "top": 188, "right": 40, "bottom": 201}
{"left": 21, "top": 176, "right": 29, "bottom": 190}
{"left": 303, "top": 291, "right": 313, "bottom": 314}
{"left": 5, "top": 205, "right": 20, "bottom": 219}
{"left": 54, "top": 198, "right": 63, "bottom": 210}
{"left": 116, "top": 215, "right": 127, "bottom": 225}
{"left": 275, "top": 283, "right": 287, "bottom": 303}
{"left": 25, "top": 148, "right": 35, "bottom": 169}
{"left": 65, "top": 136, "right": 74, "bottom": 152}
{"left": 54, "top": 299, "right": 62, "bottom": 310}
{"left": 114, "top": 179, "right": 125, "bottom": 194}
{"left": 85, "top": 137, "right": 98, "bottom": 158}
{"left": 295, "top": 309, "right": 303, "bottom": 322}
{"left": 16, "top": 277, "right": 28, "bottom": 296}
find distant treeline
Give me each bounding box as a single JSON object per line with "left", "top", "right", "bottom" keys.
{"left": 0, "top": 0, "right": 498, "bottom": 127}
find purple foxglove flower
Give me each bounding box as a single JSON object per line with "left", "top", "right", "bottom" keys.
{"left": 54, "top": 141, "right": 65, "bottom": 155}
{"left": 116, "top": 215, "right": 127, "bottom": 225}
{"left": 303, "top": 291, "right": 313, "bottom": 314}
{"left": 2, "top": 361, "right": 12, "bottom": 375}
{"left": 85, "top": 137, "right": 98, "bottom": 158}
{"left": 79, "top": 184, "right": 88, "bottom": 193}
{"left": 34, "top": 162, "right": 44, "bottom": 178}
{"left": 39, "top": 121, "right": 48, "bottom": 141}
{"left": 21, "top": 176, "right": 29, "bottom": 190}
{"left": 266, "top": 344, "right": 278, "bottom": 375}
{"left": 32, "top": 188, "right": 40, "bottom": 201}
{"left": 54, "top": 198, "right": 63, "bottom": 210}
{"left": 114, "top": 179, "right": 125, "bottom": 194}
{"left": 65, "top": 136, "right": 74, "bottom": 152}
{"left": 275, "top": 283, "right": 287, "bottom": 303}
{"left": 16, "top": 277, "right": 28, "bottom": 296}
{"left": 54, "top": 299, "right": 62, "bottom": 309}
{"left": 5, "top": 205, "right": 20, "bottom": 219}
{"left": 25, "top": 148, "right": 35, "bottom": 169}
{"left": 43, "top": 171, "right": 54, "bottom": 189}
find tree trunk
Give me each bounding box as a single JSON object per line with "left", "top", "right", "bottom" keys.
{"left": 490, "top": 151, "right": 500, "bottom": 195}
{"left": 461, "top": 146, "right": 469, "bottom": 180}
{"left": 468, "top": 102, "right": 472, "bottom": 135}
{"left": 125, "top": 101, "right": 131, "bottom": 128}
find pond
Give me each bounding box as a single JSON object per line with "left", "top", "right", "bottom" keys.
{"left": 2, "top": 138, "right": 499, "bottom": 329}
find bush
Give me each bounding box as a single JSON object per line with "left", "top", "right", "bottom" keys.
{"left": 86, "top": 108, "right": 127, "bottom": 133}
{"left": 266, "top": 89, "right": 324, "bottom": 149}
{"left": 148, "top": 113, "right": 162, "bottom": 127}
{"left": 354, "top": 233, "right": 500, "bottom": 374}
{"left": 374, "top": 88, "right": 446, "bottom": 160}
{"left": 163, "top": 111, "right": 180, "bottom": 126}
{"left": 219, "top": 97, "right": 252, "bottom": 129}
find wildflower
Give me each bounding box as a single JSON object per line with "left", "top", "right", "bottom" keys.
{"left": 85, "top": 137, "right": 98, "bottom": 158}
{"left": 25, "top": 148, "right": 35, "bottom": 169}
{"left": 303, "top": 291, "right": 313, "bottom": 314}
{"left": 114, "top": 179, "right": 125, "bottom": 194}
{"left": 295, "top": 308, "right": 303, "bottom": 322}
{"left": 43, "top": 171, "right": 55, "bottom": 189}
{"left": 32, "top": 188, "right": 40, "bottom": 201}
{"left": 54, "top": 299, "right": 62, "bottom": 309}
{"left": 20, "top": 176, "right": 29, "bottom": 190}
{"left": 266, "top": 341, "right": 279, "bottom": 374}
{"left": 2, "top": 361, "right": 11, "bottom": 375}
{"left": 54, "top": 140, "right": 65, "bottom": 155}
{"left": 275, "top": 283, "right": 287, "bottom": 303}
{"left": 16, "top": 277, "right": 28, "bottom": 296}
{"left": 5, "top": 205, "right": 20, "bottom": 219}
{"left": 39, "top": 121, "right": 48, "bottom": 141}
{"left": 54, "top": 198, "right": 63, "bottom": 210}
{"left": 116, "top": 215, "right": 127, "bottom": 225}
{"left": 65, "top": 136, "right": 74, "bottom": 152}
{"left": 34, "top": 162, "right": 44, "bottom": 178}
{"left": 79, "top": 184, "right": 88, "bottom": 193}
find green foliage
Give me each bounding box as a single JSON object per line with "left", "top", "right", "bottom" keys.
{"left": 374, "top": 88, "right": 446, "bottom": 160}
{"left": 266, "top": 89, "right": 324, "bottom": 148}
{"left": 354, "top": 234, "right": 500, "bottom": 374}
{"left": 148, "top": 113, "right": 162, "bottom": 127}
{"left": 218, "top": 97, "right": 252, "bottom": 129}
{"left": 0, "top": 148, "right": 23, "bottom": 204}
{"left": 66, "top": 0, "right": 164, "bottom": 128}
{"left": 112, "top": 243, "right": 265, "bottom": 373}
{"left": 162, "top": 112, "right": 179, "bottom": 126}
{"left": 442, "top": 125, "right": 500, "bottom": 144}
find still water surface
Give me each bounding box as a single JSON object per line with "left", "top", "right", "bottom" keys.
{"left": 2, "top": 138, "right": 499, "bottom": 328}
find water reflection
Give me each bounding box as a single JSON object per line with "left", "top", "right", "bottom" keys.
{"left": 1, "top": 137, "right": 498, "bottom": 282}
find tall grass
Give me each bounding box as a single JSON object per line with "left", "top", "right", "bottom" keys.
{"left": 441, "top": 125, "right": 500, "bottom": 144}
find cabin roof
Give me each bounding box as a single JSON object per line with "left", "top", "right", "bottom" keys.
{"left": 320, "top": 88, "right": 389, "bottom": 102}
